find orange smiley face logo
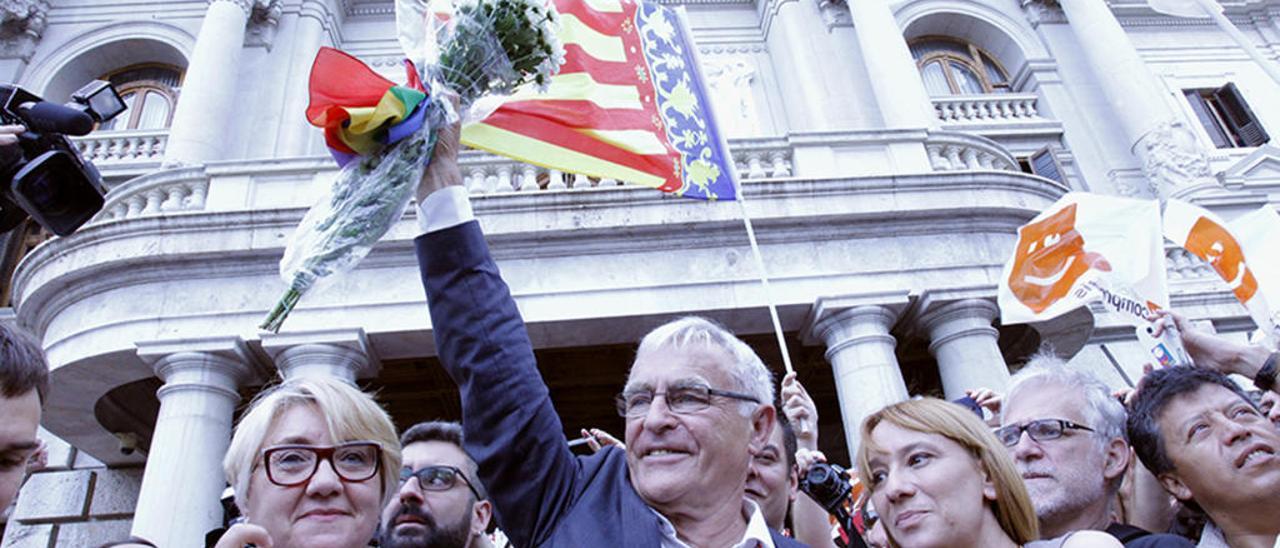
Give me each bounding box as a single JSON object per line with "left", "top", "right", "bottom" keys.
{"left": 1009, "top": 203, "right": 1113, "bottom": 313}
{"left": 1185, "top": 216, "right": 1258, "bottom": 303}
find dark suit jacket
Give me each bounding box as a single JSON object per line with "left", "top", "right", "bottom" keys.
{"left": 416, "top": 221, "right": 806, "bottom": 547}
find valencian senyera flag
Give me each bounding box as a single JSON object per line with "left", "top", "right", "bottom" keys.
{"left": 461, "top": 0, "right": 737, "bottom": 200}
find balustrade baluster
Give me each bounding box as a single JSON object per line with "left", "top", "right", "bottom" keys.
{"left": 519, "top": 165, "right": 539, "bottom": 191}
{"left": 497, "top": 166, "right": 514, "bottom": 191}
{"left": 547, "top": 169, "right": 567, "bottom": 189}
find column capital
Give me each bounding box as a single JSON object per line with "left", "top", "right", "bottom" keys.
{"left": 917, "top": 298, "right": 1000, "bottom": 354}
{"left": 801, "top": 290, "right": 911, "bottom": 345}
{"left": 136, "top": 336, "right": 264, "bottom": 398}
{"left": 260, "top": 328, "right": 381, "bottom": 383}
{"left": 209, "top": 0, "right": 279, "bottom": 15}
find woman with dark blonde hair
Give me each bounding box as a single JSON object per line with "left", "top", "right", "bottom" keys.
{"left": 856, "top": 398, "right": 1120, "bottom": 548}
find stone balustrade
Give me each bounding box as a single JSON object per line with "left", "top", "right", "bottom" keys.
{"left": 96, "top": 166, "right": 209, "bottom": 222}
{"left": 924, "top": 131, "right": 1018, "bottom": 172}
{"left": 933, "top": 94, "right": 1042, "bottom": 125}
{"left": 90, "top": 138, "right": 798, "bottom": 225}
{"left": 1165, "top": 246, "right": 1216, "bottom": 280}
{"left": 72, "top": 130, "right": 169, "bottom": 165}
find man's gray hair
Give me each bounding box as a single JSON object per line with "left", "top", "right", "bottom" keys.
{"left": 1004, "top": 351, "right": 1127, "bottom": 445}
{"left": 636, "top": 316, "right": 775, "bottom": 413}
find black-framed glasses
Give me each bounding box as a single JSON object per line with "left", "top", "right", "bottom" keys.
{"left": 399, "top": 465, "right": 481, "bottom": 499}
{"left": 615, "top": 384, "right": 760, "bottom": 417}
{"left": 261, "top": 442, "right": 382, "bottom": 487}
{"left": 994, "top": 419, "right": 1095, "bottom": 448}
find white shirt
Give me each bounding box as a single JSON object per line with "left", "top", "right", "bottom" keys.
{"left": 417, "top": 185, "right": 474, "bottom": 234}
{"left": 653, "top": 499, "right": 776, "bottom": 548}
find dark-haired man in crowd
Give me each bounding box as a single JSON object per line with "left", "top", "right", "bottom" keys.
{"left": 380, "top": 421, "right": 493, "bottom": 548}
{"left": 998, "top": 354, "right": 1193, "bottom": 547}
{"left": 0, "top": 323, "right": 49, "bottom": 510}
{"left": 1127, "top": 366, "right": 1280, "bottom": 548}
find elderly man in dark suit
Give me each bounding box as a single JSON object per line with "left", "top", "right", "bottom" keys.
{"left": 412, "top": 115, "right": 804, "bottom": 547}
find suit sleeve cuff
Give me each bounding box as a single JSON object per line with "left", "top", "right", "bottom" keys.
{"left": 416, "top": 186, "right": 475, "bottom": 234}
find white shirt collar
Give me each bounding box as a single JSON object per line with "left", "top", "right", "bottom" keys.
{"left": 653, "top": 499, "right": 776, "bottom": 548}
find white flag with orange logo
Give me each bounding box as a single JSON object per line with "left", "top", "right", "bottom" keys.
{"left": 999, "top": 193, "right": 1168, "bottom": 326}
{"left": 1165, "top": 199, "right": 1277, "bottom": 336}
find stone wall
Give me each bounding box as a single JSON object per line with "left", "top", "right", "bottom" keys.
{"left": 2, "top": 430, "right": 142, "bottom": 547}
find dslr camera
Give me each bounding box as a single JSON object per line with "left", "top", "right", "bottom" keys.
{"left": 801, "top": 461, "right": 855, "bottom": 513}
{"left": 0, "top": 80, "right": 126, "bottom": 236}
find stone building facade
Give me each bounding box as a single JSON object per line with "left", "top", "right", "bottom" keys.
{"left": 2, "top": 0, "right": 1280, "bottom": 546}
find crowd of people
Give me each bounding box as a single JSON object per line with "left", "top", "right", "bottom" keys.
{"left": 1, "top": 112, "right": 1279, "bottom": 548}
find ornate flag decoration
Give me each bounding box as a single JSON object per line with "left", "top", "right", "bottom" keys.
{"left": 461, "top": 0, "right": 737, "bottom": 200}
{"left": 998, "top": 193, "right": 1169, "bottom": 326}
{"left": 306, "top": 47, "right": 428, "bottom": 167}
{"left": 1164, "top": 199, "right": 1275, "bottom": 335}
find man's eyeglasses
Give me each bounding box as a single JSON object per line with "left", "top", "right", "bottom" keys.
{"left": 994, "top": 419, "right": 1095, "bottom": 448}
{"left": 261, "top": 442, "right": 381, "bottom": 487}
{"left": 615, "top": 384, "right": 760, "bottom": 417}
{"left": 399, "top": 465, "right": 481, "bottom": 499}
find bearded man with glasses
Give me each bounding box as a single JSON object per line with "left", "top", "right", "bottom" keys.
{"left": 997, "top": 354, "right": 1192, "bottom": 548}
{"left": 380, "top": 421, "right": 493, "bottom": 548}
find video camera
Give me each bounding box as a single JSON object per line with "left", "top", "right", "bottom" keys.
{"left": 0, "top": 80, "right": 127, "bottom": 236}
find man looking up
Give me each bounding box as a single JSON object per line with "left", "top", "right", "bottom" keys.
{"left": 0, "top": 323, "right": 49, "bottom": 510}
{"left": 999, "top": 354, "right": 1192, "bottom": 547}
{"left": 413, "top": 104, "right": 801, "bottom": 547}
{"left": 1128, "top": 366, "right": 1280, "bottom": 548}
{"left": 380, "top": 421, "right": 493, "bottom": 548}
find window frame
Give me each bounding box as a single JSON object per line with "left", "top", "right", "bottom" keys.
{"left": 1183, "top": 83, "right": 1271, "bottom": 149}
{"left": 910, "top": 36, "right": 1011, "bottom": 96}
{"left": 98, "top": 63, "right": 184, "bottom": 131}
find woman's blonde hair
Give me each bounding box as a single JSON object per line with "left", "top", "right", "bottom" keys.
{"left": 223, "top": 376, "right": 401, "bottom": 512}
{"left": 855, "top": 398, "right": 1039, "bottom": 547}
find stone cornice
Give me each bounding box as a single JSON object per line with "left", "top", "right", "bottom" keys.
{"left": 14, "top": 170, "right": 1065, "bottom": 337}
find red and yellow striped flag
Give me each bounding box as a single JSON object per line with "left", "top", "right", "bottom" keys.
{"left": 462, "top": 0, "right": 737, "bottom": 200}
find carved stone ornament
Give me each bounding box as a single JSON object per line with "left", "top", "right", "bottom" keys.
{"left": 1021, "top": 0, "right": 1067, "bottom": 26}
{"left": 0, "top": 0, "right": 50, "bottom": 61}
{"left": 818, "top": 0, "right": 851, "bottom": 31}
{"left": 1135, "top": 120, "right": 1216, "bottom": 199}
{"left": 245, "top": 0, "right": 284, "bottom": 49}
{"left": 704, "top": 56, "right": 761, "bottom": 137}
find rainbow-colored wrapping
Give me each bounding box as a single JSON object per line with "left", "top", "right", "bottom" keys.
{"left": 306, "top": 47, "right": 429, "bottom": 167}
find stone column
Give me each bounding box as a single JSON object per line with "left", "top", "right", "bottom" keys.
{"left": 164, "top": 0, "right": 265, "bottom": 165}
{"left": 260, "top": 328, "right": 380, "bottom": 383}
{"left": 812, "top": 304, "right": 910, "bottom": 454}
{"left": 274, "top": 0, "right": 329, "bottom": 156}
{"left": 844, "top": 0, "right": 935, "bottom": 170}
{"left": 919, "top": 299, "right": 1009, "bottom": 400}
{"left": 132, "top": 337, "right": 260, "bottom": 548}
{"left": 1050, "top": 0, "right": 1216, "bottom": 199}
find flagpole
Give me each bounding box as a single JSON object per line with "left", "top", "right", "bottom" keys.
{"left": 1195, "top": 0, "right": 1280, "bottom": 87}
{"left": 674, "top": 7, "right": 801, "bottom": 429}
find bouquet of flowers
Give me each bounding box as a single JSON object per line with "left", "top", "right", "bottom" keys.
{"left": 259, "top": 0, "right": 563, "bottom": 332}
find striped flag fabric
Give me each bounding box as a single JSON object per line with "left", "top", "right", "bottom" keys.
{"left": 461, "top": 0, "right": 737, "bottom": 200}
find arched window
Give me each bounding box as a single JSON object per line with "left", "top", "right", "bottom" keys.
{"left": 97, "top": 64, "right": 182, "bottom": 131}
{"left": 909, "top": 37, "right": 1010, "bottom": 96}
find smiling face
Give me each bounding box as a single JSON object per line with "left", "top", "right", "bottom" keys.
{"left": 1184, "top": 216, "right": 1259, "bottom": 303}
{"left": 1155, "top": 385, "right": 1280, "bottom": 520}
{"left": 623, "top": 343, "right": 769, "bottom": 516}
{"left": 1008, "top": 203, "right": 1112, "bottom": 313}
{"left": 245, "top": 404, "right": 384, "bottom": 548}
{"left": 745, "top": 422, "right": 797, "bottom": 529}
{"left": 380, "top": 440, "right": 486, "bottom": 548}
{"left": 864, "top": 422, "right": 999, "bottom": 548}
